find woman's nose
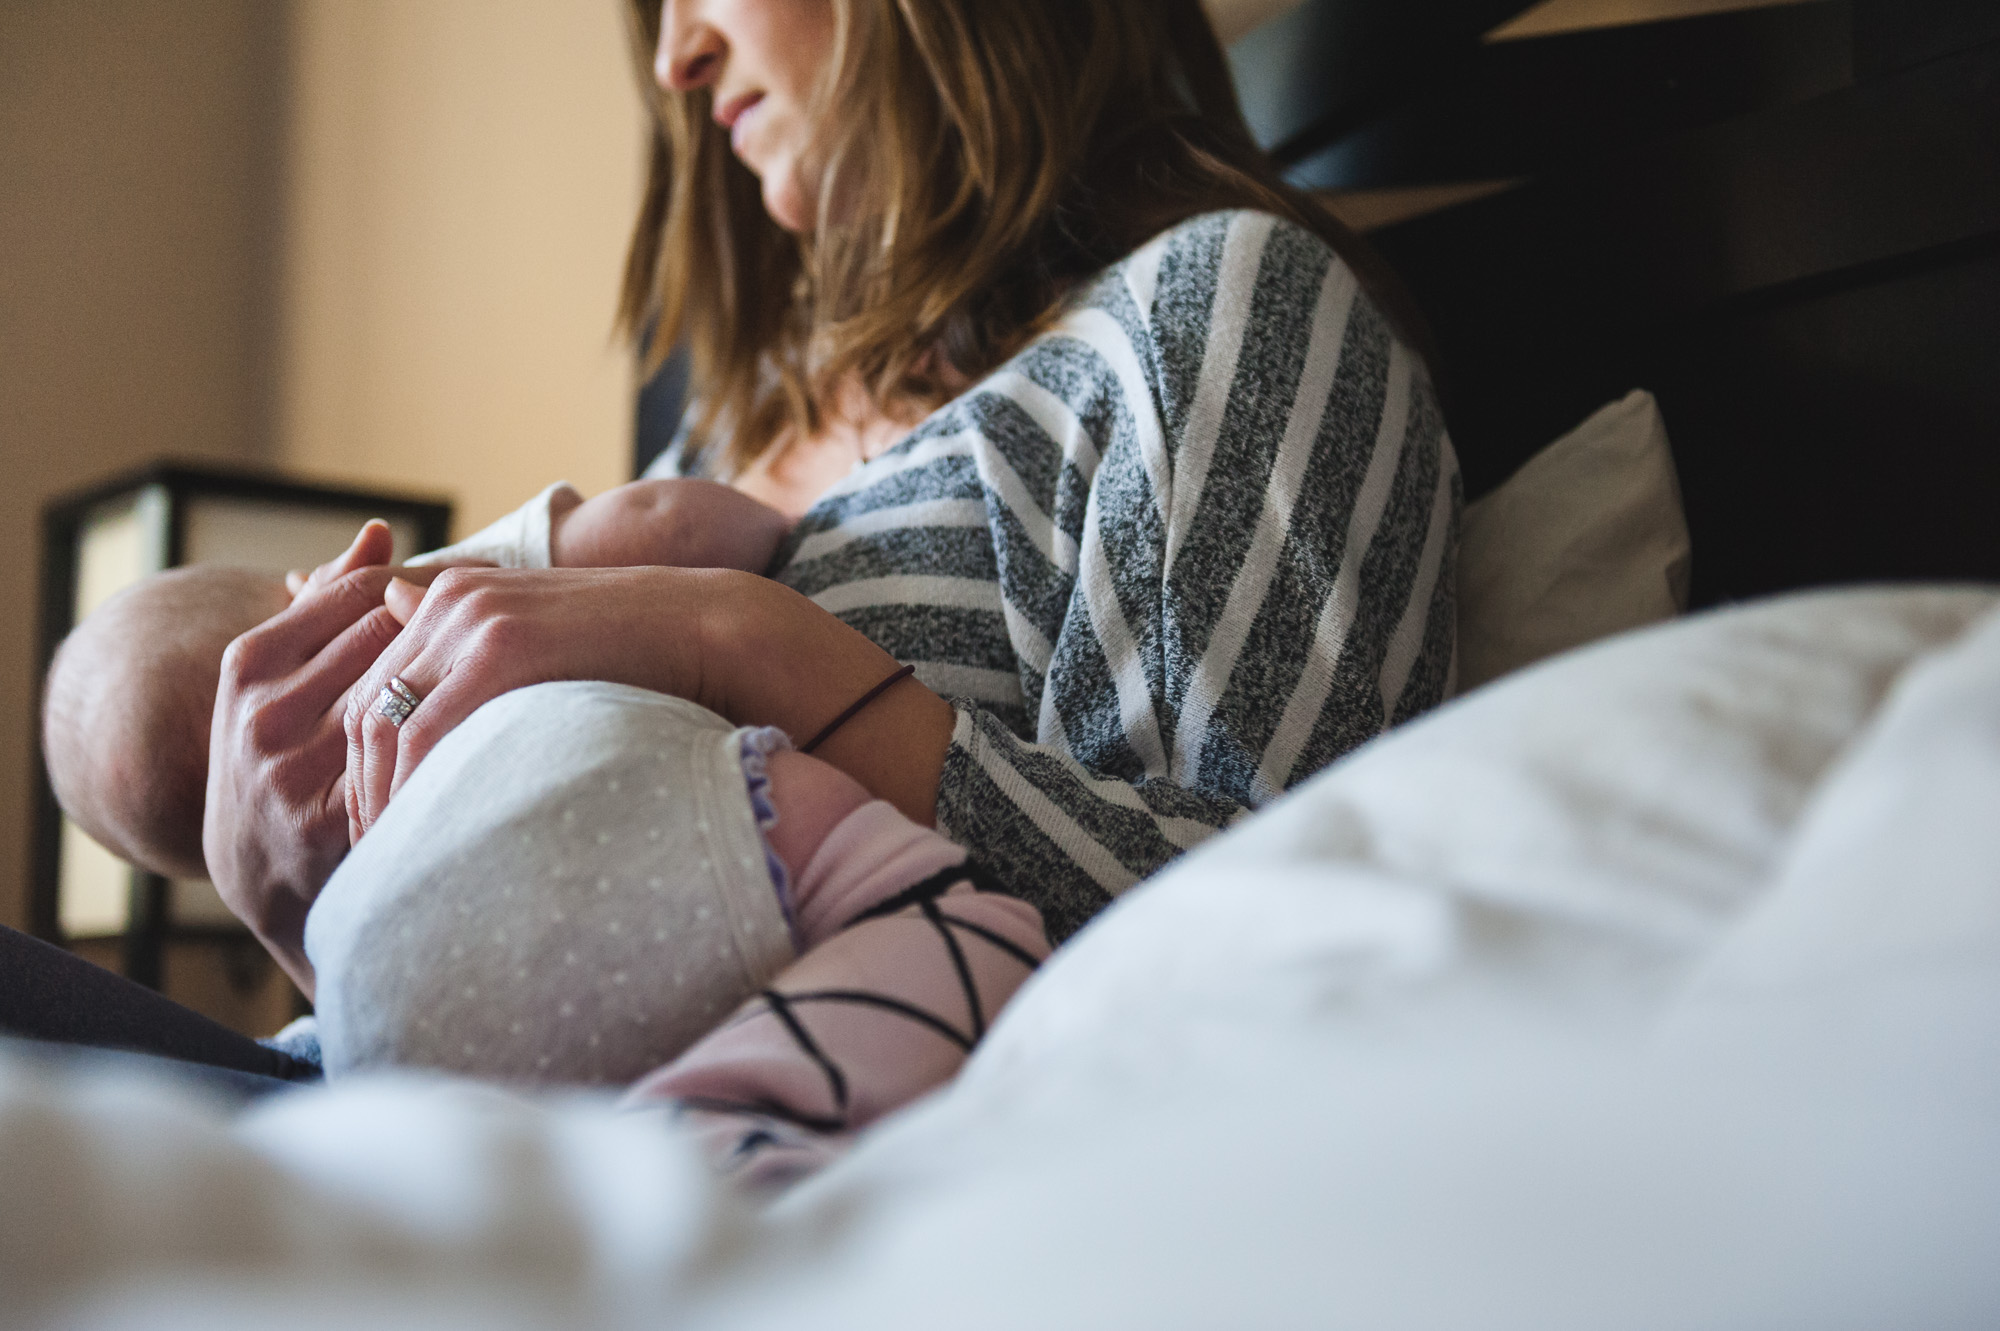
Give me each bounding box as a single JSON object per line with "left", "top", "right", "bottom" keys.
{"left": 656, "top": 1, "right": 724, "bottom": 93}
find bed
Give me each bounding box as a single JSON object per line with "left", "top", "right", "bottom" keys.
{"left": 6, "top": 2, "right": 1998, "bottom": 1326}
{"left": 6, "top": 584, "right": 1997, "bottom": 1329}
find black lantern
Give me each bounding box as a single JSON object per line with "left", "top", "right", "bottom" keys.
{"left": 32, "top": 463, "right": 451, "bottom": 998}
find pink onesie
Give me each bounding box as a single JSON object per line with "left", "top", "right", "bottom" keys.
{"left": 623, "top": 801, "right": 1049, "bottom": 1188}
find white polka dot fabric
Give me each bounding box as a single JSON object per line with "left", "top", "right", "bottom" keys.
{"left": 307, "top": 682, "right": 796, "bottom": 1085}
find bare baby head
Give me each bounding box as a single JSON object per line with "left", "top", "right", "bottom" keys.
{"left": 43, "top": 566, "right": 291, "bottom": 880}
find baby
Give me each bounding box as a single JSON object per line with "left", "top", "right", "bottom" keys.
{"left": 44, "top": 477, "right": 1048, "bottom": 1183}
{"left": 310, "top": 682, "right": 1047, "bottom": 1187}
{"left": 43, "top": 476, "right": 788, "bottom": 883}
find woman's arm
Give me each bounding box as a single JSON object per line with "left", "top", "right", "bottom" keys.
{"left": 215, "top": 557, "right": 955, "bottom": 985}
{"left": 343, "top": 567, "right": 956, "bottom": 837}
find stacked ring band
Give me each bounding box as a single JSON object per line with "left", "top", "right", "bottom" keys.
{"left": 374, "top": 675, "right": 422, "bottom": 727}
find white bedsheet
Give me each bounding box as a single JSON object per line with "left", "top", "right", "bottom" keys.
{"left": 5, "top": 587, "right": 1997, "bottom": 1330}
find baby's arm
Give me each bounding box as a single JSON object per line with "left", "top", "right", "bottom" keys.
{"left": 551, "top": 478, "right": 789, "bottom": 574}
{"left": 402, "top": 478, "right": 788, "bottom": 576}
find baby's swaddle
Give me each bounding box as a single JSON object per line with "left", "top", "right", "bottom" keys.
{"left": 402, "top": 481, "right": 576, "bottom": 570}
{"left": 307, "top": 682, "right": 795, "bottom": 1084}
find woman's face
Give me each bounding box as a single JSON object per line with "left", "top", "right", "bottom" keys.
{"left": 656, "top": 0, "right": 837, "bottom": 233}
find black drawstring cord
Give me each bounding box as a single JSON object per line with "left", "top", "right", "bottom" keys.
{"left": 758, "top": 987, "right": 848, "bottom": 1123}
{"left": 688, "top": 857, "right": 1042, "bottom": 1143}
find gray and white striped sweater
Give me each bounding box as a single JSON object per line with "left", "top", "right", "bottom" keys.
{"left": 677, "top": 211, "right": 1459, "bottom": 942}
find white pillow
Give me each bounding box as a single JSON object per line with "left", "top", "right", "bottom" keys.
{"left": 1456, "top": 390, "right": 1691, "bottom": 691}
{"left": 1686, "top": 599, "right": 2000, "bottom": 1002}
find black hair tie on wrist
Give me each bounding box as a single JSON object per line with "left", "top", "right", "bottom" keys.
{"left": 798, "top": 663, "right": 917, "bottom": 754}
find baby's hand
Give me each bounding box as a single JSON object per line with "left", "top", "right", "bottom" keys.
{"left": 550, "top": 478, "right": 790, "bottom": 574}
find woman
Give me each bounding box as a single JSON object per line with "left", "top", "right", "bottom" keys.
{"left": 205, "top": 0, "right": 1458, "bottom": 993}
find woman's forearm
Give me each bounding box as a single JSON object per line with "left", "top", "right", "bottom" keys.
{"left": 346, "top": 565, "right": 952, "bottom": 834}
{"left": 698, "top": 573, "right": 954, "bottom": 826}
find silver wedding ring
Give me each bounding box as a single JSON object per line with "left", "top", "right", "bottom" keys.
{"left": 374, "top": 675, "right": 422, "bottom": 727}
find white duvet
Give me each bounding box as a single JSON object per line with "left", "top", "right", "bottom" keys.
{"left": 5, "top": 587, "right": 1998, "bottom": 1330}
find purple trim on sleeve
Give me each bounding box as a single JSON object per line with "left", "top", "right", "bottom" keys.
{"left": 737, "top": 726, "right": 798, "bottom": 944}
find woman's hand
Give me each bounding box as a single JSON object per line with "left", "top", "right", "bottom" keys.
{"left": 204, "top": 523, "right": 406, "bottom": 998}
{"left": 343, "top": 565, "right": 720, "bottom": 840}
{"left": 342, "top": 565, "right": 957, "bottom": 840}
{"left": 287, "top": 542, "right": 494, "bottom": 599}
{"left": 285, "top": 534, "right": 386, "bottom": 600}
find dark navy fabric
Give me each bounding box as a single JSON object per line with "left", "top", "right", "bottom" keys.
{"left": 0, "top": 924, "right": 317, "bottom": 1089}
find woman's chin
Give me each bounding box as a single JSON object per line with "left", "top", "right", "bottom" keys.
{"left": 760, "top": 171, "right": 814, "bottom": 234}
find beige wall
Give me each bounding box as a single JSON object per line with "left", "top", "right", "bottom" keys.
{"left": 4, "top": 0, "right": 646, "bottom": 970}
{"left": 277, "top": 0, "right": 645, "bottom": 538}
{"left": 0, "top": 1, "right": 287, "bottom": 933}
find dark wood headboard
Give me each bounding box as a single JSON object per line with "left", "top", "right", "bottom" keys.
{"left": 1235, "top": 0, "right": 2000, "bottom": 606}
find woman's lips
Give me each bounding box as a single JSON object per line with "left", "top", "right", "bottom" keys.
{"left": 714, "top": 92, "right": 765, "bottom": 157}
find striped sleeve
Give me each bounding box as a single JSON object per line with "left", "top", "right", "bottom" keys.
{"left": 785, "top": 211, "right": 1459, "bottom": 943}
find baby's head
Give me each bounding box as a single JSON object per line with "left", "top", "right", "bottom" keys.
{"left": 42, "top": 567, "right": 291, "bottom": 880}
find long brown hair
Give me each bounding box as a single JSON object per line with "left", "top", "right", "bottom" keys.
{"left": 620, "top": 0, "right": 1424, "bottom": 476}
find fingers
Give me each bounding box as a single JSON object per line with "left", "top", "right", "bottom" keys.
{"left": 343, "top": 575, "right": 465, "bottom": 834}
{"left": 323, "top": 520, "right": 395, "bottom": 585}
{"left": 384, "top": 578, "right": 423, "bottom": 627}
{"left": 295, "top": 520, "right": 395, "bottom": 602}
{"left": 228, "top": 566, "right": 400, "bottom": 683}
{"left": 347, "top": 570, "right": 552, "bottom": 831}
{"left": 293, "top": 605, "right": 405, "bottom": 721}
{"left": 351, "top": 636, "right": 515, "bottom": 834}
{"left": 346, "top": 566, "right": 676, "bottom": 833}
{"left": 382, "top": 655, "right": 489, "bottom": 800}
{"left": 345, "top": 735, "right": 365, "bottom": 847}
{"left": 381, "top": 566, "right": 498, "bottom": 624}
{"left": 345, "top": 632, "right": 421, "bottom": 839}
{"left": 383, "top": 576, "right": 427, "bottom": 625}
{"left": 398, "top": 561, "right": 496, "bottom": 581}
{"left": 351, "top": 679, "right": 399, "bottom": 839}
{"left": 349, "top": 653, "right": 428, "bottom": 836}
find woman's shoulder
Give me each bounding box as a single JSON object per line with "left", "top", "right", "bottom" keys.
{"left": 1038, "top": 210, "right": 1391, "bottom": 379}
{"left": 974, "top": 208, "right": 1414, "bottom": 434}
{"left": 1089, "top": 208, "right": 1354, "bottom": 308}
{"left": 1052, "top": 209, "right": 1380, "bottom": 363}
